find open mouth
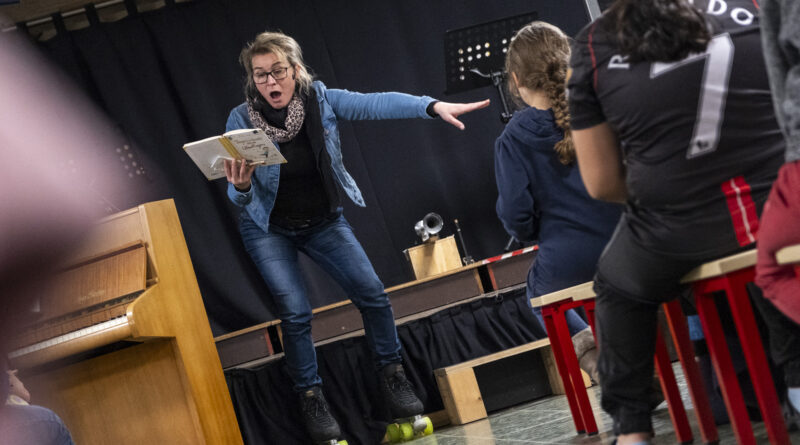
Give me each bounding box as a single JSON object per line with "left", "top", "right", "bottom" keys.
{"left": 269, "top": 91, "right": 281, "bottom": 100}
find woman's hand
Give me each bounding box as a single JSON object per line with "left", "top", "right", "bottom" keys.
{"left": 224, "top": 159, "right": 256, "bottom": 191}
{"left": 433, "top": 99, "right": 491, "bottom": 130}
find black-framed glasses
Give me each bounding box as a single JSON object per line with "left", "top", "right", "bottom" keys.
{"left": 253, "top": 66, "right": 291, "bottom": 84}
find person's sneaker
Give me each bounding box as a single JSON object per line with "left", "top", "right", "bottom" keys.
{"left": 298, "top": 386, "right": 341, "bottom": 442}
{"left": 572, "top": 327, "right": 600, "bottom": 384}
{"left": 380, "top": 363, "right": 424, "bottom": 418}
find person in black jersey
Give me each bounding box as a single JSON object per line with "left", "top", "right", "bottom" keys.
{"left": 567, "top": 0, "right": 798, "bottom": 442}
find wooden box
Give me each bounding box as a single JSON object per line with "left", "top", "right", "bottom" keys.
{"left": 404, "top": 235, "right": 463, "bottom": 280}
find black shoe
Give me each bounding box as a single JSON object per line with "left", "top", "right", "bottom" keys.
{"left": 299, "top": 386, "right": 341, "bottom": 442}
{"left": 380, "top": 363, "right": 424, "bottom": 419}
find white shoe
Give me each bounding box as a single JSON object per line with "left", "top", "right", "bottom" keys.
{"left": 572, "top": 327, "right": 600, "bottom": 384}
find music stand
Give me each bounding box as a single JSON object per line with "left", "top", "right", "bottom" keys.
{"left": 444, "top": 11, "right": 539, "bottom": 123}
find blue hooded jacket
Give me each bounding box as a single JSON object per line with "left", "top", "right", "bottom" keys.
{"left": 495, "top": 106, "right": 623, "bottom": 296}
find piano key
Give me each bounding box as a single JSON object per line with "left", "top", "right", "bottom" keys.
{"left": 9, "top": 316, "right": 130, "bottom": 359}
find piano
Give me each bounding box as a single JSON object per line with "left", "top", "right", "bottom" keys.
{"left": 7, "top": 199, "right": 242, "bottom": 445}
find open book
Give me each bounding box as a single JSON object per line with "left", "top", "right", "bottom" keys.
{"left": 183, "top": 128, "right": 286, "bottom": 180}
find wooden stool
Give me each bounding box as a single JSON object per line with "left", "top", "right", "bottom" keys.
{"left": 532, "top": 283, "right": 696, "bottom": 442}
{"left": 531, "top": 283, "right": 600, "bottom": 435}
{"left": 681, "top": 249, "right": 790, "bottom": 445}
{"left": 660, "top": 300, "right": 719, "bottom": 444}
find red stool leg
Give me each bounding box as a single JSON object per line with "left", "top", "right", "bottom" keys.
{"left": 654, "top": 328, "right": 693, "bottom": 444}
{"left": 721, "top": 270, "right": 790, "bottom": 445}
{"left": 543, "top": 306, "right": 587, "bottom": 434}
{"left": 547, "top": 303, "right": 599, "bottom": 435}
{"left": 663, "top": 300, "right": 719, "bottom": 444}
{"left": 583, "top": 300, "right": 598, "bottom": 339}
{"left": 694, "top": 286, "right": 756, "bottom": 445}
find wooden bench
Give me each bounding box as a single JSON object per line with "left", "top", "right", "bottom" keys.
{"left": 214, "top": 319, "right": 281, "bottom": 369}
{"left": 214, "top": 263, "right": 485, "bottom": 369}
{"left": 529, "top": 282, "right": 607, "bottom": 435}
{"left": 214, "top": 248, "right": 539, "bottom": 369}
{"left": 481, "top": 245, "right": 539, "bottom": 290}
{"left": 434, "top": 338, "right": 590, "bottom": 425}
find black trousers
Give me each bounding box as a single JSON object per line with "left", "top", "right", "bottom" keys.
{"left": 593, "top": 216, "right": 800, "bottom": 435}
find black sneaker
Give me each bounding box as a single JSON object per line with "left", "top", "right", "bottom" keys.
{"left": 299, "top": 386, "right": 341, "bottom": 442}
{"left": 380, "top": 363, "right": 424, "bottom": 419}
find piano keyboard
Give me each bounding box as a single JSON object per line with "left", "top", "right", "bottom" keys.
{"left": 9, "top": 316, "right": 129, "bottom": 359}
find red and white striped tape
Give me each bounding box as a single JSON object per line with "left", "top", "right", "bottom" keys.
{"left": 481, "top": 245, "right": 539, "bottom": 265}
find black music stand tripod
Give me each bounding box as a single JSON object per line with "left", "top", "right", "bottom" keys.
{"left": 444, "top": 12, "right": 537, "bottom": 250}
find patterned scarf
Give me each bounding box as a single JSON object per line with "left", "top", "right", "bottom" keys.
{"left": 246, "top": 94, "right": 305, "bottom": 143}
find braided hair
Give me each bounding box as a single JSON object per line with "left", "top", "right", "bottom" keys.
{"left": 505, "top": 21, "right": 574, "bottom": 165}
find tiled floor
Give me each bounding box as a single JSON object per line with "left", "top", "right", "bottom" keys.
{"left": 412, "top": 364, "right": 800, "bottom": 444}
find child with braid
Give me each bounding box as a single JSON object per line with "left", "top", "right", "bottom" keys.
{"left": 494, "top": 22, "right": 623, "bottom": 382}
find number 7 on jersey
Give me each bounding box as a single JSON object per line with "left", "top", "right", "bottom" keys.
{"left": 650, "top": 33, "right": 735, "bottom": 159}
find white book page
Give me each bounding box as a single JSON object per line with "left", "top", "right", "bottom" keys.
{"left": 224, "top": 129, "right": 286, "bottom": 165}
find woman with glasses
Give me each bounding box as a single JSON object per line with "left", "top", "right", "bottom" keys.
{"left": 223, "top": 31, "right": 489, "bottom": 444}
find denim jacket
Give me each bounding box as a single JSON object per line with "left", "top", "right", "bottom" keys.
{"left": 225, "top": 80, "right": 435, "bottom": 232}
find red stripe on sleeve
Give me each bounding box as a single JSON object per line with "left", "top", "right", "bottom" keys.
{"left": 734, "top": 176, "right": 760, "bottom": 237}
{"left": 721, "top": 176, "right": 759, "bottom": 246}
{"left": 587, "top": 22, "right": 599, "bottom": 90}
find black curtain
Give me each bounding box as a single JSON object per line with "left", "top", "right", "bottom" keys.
{"left": 28, "top": 0, "right": 591, "bottom": 335}
{"left": 226, "top": 286, "right": 547, "bottom": 444}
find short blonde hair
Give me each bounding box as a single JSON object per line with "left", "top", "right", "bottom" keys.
{"left": 239, "top": 31, "right": 313, "bottom": 100}
{"left": 505, "top": 22, "right": 574, "bottom": 165}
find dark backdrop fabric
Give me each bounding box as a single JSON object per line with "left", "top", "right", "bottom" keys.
{"left": 29, "top": 0, "right": 591, "bottom": 335}
{"left": 226, "top": 286, "right": 546, "bottom": 444}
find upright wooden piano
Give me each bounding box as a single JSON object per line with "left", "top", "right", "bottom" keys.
{"left": 7, "top": 199, "right": 243, "bottom": 445}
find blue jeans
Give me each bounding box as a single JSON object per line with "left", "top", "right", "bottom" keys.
{"left": 0, "top": 404, "right": 74, "bottom": 445}
{"left": 686, "top": 314, "right": 705, "bottom": 341}
{"left": 240, "top": 212, "right": 401, "bottom": 392}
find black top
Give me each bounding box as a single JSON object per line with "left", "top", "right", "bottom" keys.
{"left": 256, "top": 90, "right": 341, "bottom": 226}
{"left": 567, "top": 0, "right": 785, "bottom": 256}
